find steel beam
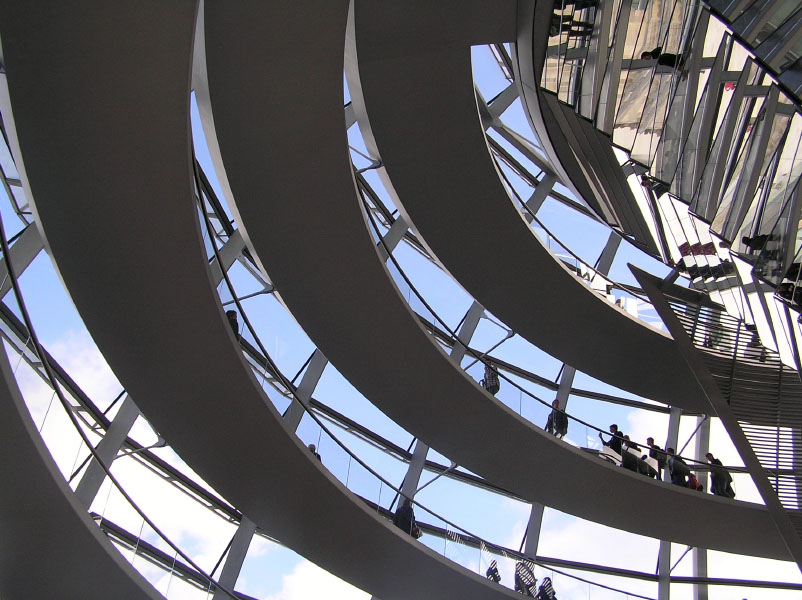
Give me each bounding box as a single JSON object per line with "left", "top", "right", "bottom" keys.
{"left": 283, "top": 349, "right": 328, "bottom": 432}
{"left": 0, "top": 221, "right": 43, "bottom": 298}
{"left": 376, "top": 215, "right": 409, "bottom": 262}
{"left": 523, "top": 173, "right": 556, "bottom": 223}
{"left": 693, "top": 416, "right": 711, "bottom": 600}
{"left": 74, "top": 395, "right": 139, "bottom": 509}
{"left": 212, "top": 516, "right": 256, "bottom": 600}
{"left": 657, "top": 405, "right": 682, "bottom": 599}
{"left": 634, "top": 266, "right": 802, "bottom": 571}
{"left": 209, "top": 229, "right": 246, "bottom": 285}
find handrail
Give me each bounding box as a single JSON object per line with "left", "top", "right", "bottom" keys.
{"left": 193, "top": 161, "right": 655, "bottom": 599}
{"left": 0, "top": 192, "right": 240, "bottom": 598}
{"left": 360, "top": 187, "right": 723, "bottom": 471}
{"left": 493, "top": 147, "right": 656, "bottom": 308}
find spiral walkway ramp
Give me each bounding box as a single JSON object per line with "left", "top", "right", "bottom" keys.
{"left": 1, "top": 1, "right": 802, "bottom": 599}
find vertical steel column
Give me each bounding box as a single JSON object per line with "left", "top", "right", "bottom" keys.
{"left": 399, "top": 438, "right": 429, "bottom": 500}
{"left": 692, "top": 416, "right": 711, "bottom": 600}
{"left": 658, "top": 405, "right": 682, "bottom": 600}
{"left": 554, "top": 365, "right": 576, "bottom": 411}
{"left": 523, "top": 502, "right": 545, "bottom": 558}
{"left": 74, "top": 395, "right": 139, "bottom": 509}
{"left": 399, "top": 302, "right": 484, "bottom": 499}
{"left": 283, "top": 349, "right": 328, "bottom": 432}
{"left": 0, "top": 221, "right": 43, "bottom": 298}
{"left": 523, "top": 363, "right": 575, "bottom": 556}
{"left": 212, "top": 516, "right": 256, "bottom": 600}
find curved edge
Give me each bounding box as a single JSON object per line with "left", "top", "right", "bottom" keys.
{"left": 0, "top": 329, "right": 163, "bottom": 599}
{"left": 200, "top": 0, "right": 787, "bottom": 561}
{"left": 347, "top": 0, "right": 711, "bottom": 413}
{"left": 1, "top": 3, "right": 528, "bottom": 599}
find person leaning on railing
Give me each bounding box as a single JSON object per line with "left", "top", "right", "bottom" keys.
{"left": 480, "top": 360, "right": 500, "bottom": 396}
{"left": 392, "top": 497, "right": 422, "bottom": 539}
{"left": 485, "top": 560, "right": 501, "bottom": 584}
{"left": 598, "top": 424, "right": 624, "bottom": 454}
{"left": 545, "top": 399, "right": 568, "bottom": 439}
{"left": 666, "top": 448, "right": 690, "bottom": 486}
{"left": 646, "top": 437, "right": 666, "bottom": 478}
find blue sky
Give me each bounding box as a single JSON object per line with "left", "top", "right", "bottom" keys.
{"left": 4, "top": 37, "right": 802, "bottom": 600}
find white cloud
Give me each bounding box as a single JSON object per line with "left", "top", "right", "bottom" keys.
{"left": 47, "top": 329, "right": 122, "bottom": 406}
{"left": 262, "top": 559, "right": 369, "bottom": 600}
{"left": 9, "top": 330, "right": 800, "bottom": 600}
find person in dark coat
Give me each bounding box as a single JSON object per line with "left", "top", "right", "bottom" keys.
{"left": 667, "top": 448, "right": 690, "bottom": 486}
{"left": 515, "top": 561, "right": 537, "bottom": 596}
{"left": 481, "top": 360, "right": 500, "bottom": 395}
{"left": 706, "top": 452, "right": 735, "bottom": 498}
{"left": 545, "top": 399, "right": 568, "bottom": 438}
{"left": 226, "top": 309, "right": 240, "bottom": 340}
{"left": 646, "top": 437, "right": 666, "bottom": 477}
{"left": 641, "top": 47, "right": 683, "bottom": 69}
{"left": 393, "top": 498, "right": 419, "bottom": 537}
{"left": 486, "top": 560, "right": 501, "bottom": 584}
{"left": 599, "top": 424, "right": 624, "bottom": 454}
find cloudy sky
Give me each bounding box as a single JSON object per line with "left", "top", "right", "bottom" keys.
{"left": 5, "top": 37, "right": 802, "bottom": 600}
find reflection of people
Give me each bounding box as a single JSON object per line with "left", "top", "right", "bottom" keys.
{"left": 393, "top": 498, "right": 421, "bottom": 538}
{"left": 599, "top": 424, "right": 624, "bottom": 454}
{"left": 778, "top": 282, "right": 795, "bottom": 301}
{"left": 545, "top": 399, "right": 568, "bottom": 438}
{"left": 486, "top": 560, "right": 501, "bottom": 584}
{"left": 560, "top": 0, "right": 598, "bottom": 7}
{"left": 549, "top": 13, "right": 593, "bottom": 37}
{"left": 307, "top": 443, "right": 321, "bottom": 461}
{"left": 641, "top": 47, "right": 683, "bottom": 69}
{"left": 640, "top": 174, "right": 670, "bottom": 197}
{"left": 742, "top": 234, "right": 772, "bottom": 252}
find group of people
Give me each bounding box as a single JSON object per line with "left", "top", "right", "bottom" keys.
{"left": 548, "top": 0, "right": 597, "bottom": 38}
{"left": 486, "top": 560, "right": 557, "bottom": 598}
{"left": 598, "top": 425, "right": 735, "bottom": 497}
{"left": 394, "top": 498, "right": 557, "bottom": 597}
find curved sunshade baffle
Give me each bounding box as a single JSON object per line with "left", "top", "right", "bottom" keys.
{"left": 0, "top": 338, "right": 163, "bottom": 599}
{"left": 346, "top": 0, "right": 708, "bottom": 415}
{"left": 0, "top": 3, "right": 526, "bottom": 599}
{"left": 198, "top": 1, "right": 788, "bottom": 560}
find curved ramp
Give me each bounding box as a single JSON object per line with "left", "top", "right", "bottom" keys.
{"left": 0, "top": 332, "right": 162, "bottom": 599}
{"left": 0, "top": 3, "right": 523, "bottom": 599}
{"left": 197, "top": 1, "right": 788, "bottom": 559}
{"left": 345, "top": 0, "right": 707, "bottom": 414}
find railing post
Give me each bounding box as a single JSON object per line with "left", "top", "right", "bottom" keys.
{"left": 693, "top": 416, "right": 710, "bottom": 600}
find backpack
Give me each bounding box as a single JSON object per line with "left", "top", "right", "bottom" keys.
{"left": 687, "top": 474, "right": 703, "bottom": 492}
